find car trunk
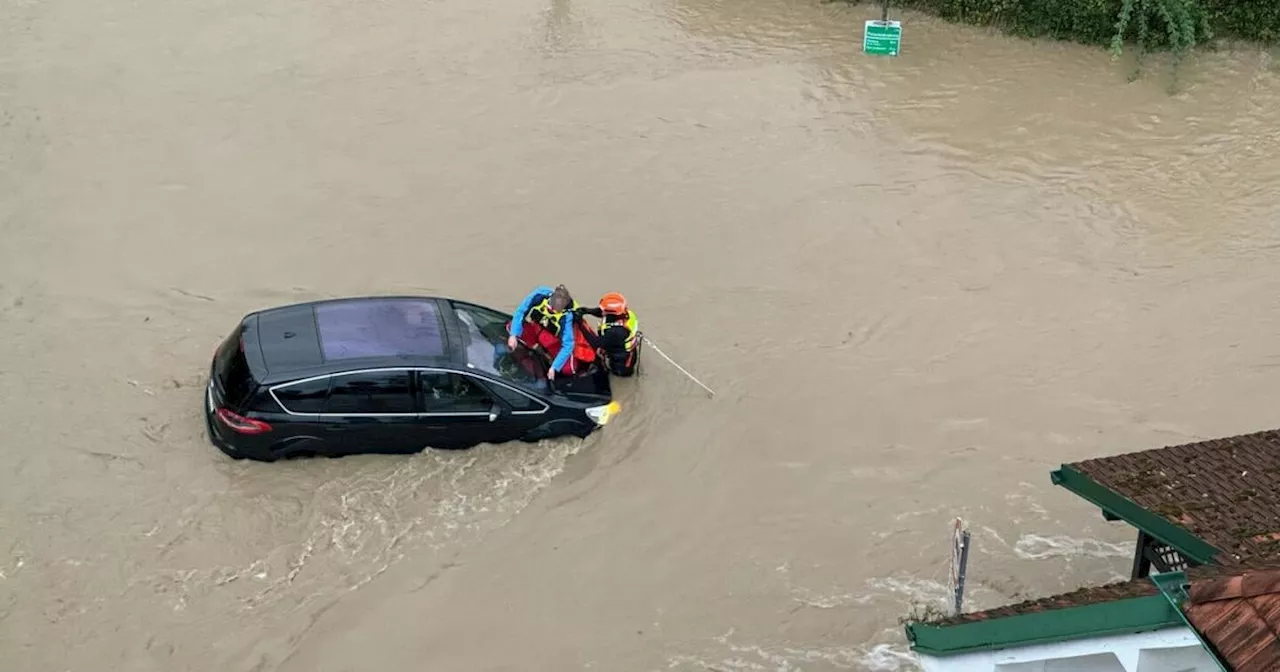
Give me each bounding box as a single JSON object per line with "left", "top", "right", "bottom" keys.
{"left": 211, "top": 324, "right": 261, "bottom": 411}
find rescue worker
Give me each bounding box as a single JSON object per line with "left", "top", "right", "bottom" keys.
{"left": 506, "top": 284, "right": 596, "bottom": 380}
{"left": 575, "top": 292, "right": 642, "bottom": 377}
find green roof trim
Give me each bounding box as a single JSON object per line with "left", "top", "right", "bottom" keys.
{"left": 1050, "top": 464, "right": 1222, "bottom": 565}
{"left": 1150, "top": 572, "right": 1229, "bottom": 672}
{"left": 905, "top": 578, "right": 1185, "bottom": 656}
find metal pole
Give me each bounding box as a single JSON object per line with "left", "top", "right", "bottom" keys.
{"left": 881, "top": 0, "right": 889, "bottom": 22}
{"left": 954, "top": 529, "right": 971, "bottom": 615}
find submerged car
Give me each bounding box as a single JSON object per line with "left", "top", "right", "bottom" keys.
{"left": 205, "top": 295, "right": 619, "bottom": 461}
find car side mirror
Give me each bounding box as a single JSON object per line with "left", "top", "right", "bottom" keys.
{"left": 489, "top": 402, "right": 504, "bottom": 422}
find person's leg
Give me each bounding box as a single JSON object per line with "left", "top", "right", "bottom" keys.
{"left": 530, "top": 327, "right": 578, "bottom": 377}
{"left": 617, "top": 341, "right": 641, "bottom": 377}
{"left": 516, "top": 321, "right": 548, "bottom": 350}
{"left": 535, "top": 327, "right": 561, "bottom": 352}
{"left": 511, "top": 349, "right": 542, "bottom": 378}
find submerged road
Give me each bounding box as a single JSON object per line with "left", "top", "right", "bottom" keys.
{"left": 4, "top": 0, "right": 1280, "bottom": 668}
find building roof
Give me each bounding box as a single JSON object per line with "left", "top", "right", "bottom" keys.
{"left": 1184, "top": 565, "right": 1280, "bottom": 672}
{"left": 1052, "top": 428, "right": 1280, "bottom": 567}
{"left": 905, "top": 569, "right": 1217, "bottom": 658}
{"left": 930, "top": 578, "right": 1160, "bottom": 626}
{"left": 908, "top": 429, "right": 1280, "bottom": 664}
{"left": 904, "top": 575, "right": 1184, "bottom": 656}
{"left": 907, "top": 564, "right": 1280, "bottom": 669}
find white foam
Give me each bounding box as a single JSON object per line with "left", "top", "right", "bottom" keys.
{"left": 858, "top": 643, "right": 922, "bottom": 672}
{"left": 142, "top": 435, "right": 592, "bottom": 615}
{"left": 864, "top": 576, "right": 952, "bottom": 607}
{"left": 1003, "top": 491, "right": 1050, "bottom": 519}
{"left": 979, "top": 525, "right": 1009, "bottom": 548}
{"left": 790, "top": 585, "right": 874, "bottom": 608}
{"left": 1013, "top": 534, "right": 1130, "bottom": 560}
{"left": 892, "top": 505, "right": 946, "bottom": 521}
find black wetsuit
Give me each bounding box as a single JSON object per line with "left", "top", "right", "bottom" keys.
{"left": 575, "top": 307, "right": 641, "bottom": 376}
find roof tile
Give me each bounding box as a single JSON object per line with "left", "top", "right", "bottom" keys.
{"left": 1188, "top": 566, "right": 1280, "bottom": 603}
{"left": 1185, "top": 566, "right": 1280, "bottom": 672}
{"left": 1068, "top": 428, "right": 1280, "bottom": 565}
{"left": 928, "top": 578, "right": 1159, "bottom": 626}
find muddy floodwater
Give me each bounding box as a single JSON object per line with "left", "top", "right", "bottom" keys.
{"left": 4, "top": 0, "right": 1280, "bottom": 668}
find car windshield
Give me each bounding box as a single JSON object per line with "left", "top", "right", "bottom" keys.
{"left": 451, "top": 301, "right": 552, "bottom": 396}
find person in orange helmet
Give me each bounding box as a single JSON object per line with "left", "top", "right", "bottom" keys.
{"left": 574, "top": 292, "right": 642, "bottom": 377}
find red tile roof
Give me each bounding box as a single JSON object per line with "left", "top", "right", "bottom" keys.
{"left": 1184, "top": 565, "right": 1280, "bottom": 672}
{"left": 1068, "top": 428, "right": 1280, "bottom": 565}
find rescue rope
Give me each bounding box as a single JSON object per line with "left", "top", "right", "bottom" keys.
{"left": 642, "top": 336, "right": 716, "bottom": 397}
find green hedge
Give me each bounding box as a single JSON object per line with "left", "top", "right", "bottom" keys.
{"left": 894, "top": 0, "right": 1280, "bottom": 47}
{"left": 1202, "top": 0, "right": 1280, "bottom": 43}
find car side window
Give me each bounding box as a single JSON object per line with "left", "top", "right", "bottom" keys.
{"left": 419, "top": 372, "right": 493, "bottom": 414}
{"left": 486, "top": 381, "right": 542, "bottom": 412}
{"left": 324, "top": 370, "right": 415, "bottom": 414}
{"left": 273, "top": 376, "right": 331, "bottom": 414}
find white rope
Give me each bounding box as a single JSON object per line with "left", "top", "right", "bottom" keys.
{"left": 642, "top": 336, "right": 716, "bottom": 397}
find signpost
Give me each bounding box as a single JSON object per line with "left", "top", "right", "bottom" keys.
{"left": 863, "top": 19, "right": 902, "bottom": 57}
{"left": 949, "top": 518, "right": 972, "bottom": 615}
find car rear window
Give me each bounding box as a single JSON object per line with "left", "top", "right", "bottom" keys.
{"left": 213, "top": 328, "right": 258, "bottom": 409}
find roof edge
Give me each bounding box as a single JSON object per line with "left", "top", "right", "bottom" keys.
{"left": 905, "top": 592, "right": 1184, "bottom": 656}
{"left": 1050, "top": 464, "right": 1221, "bottom": 565}
{"left": 1150, "top": 571, "right": 1230, "bottom": 672}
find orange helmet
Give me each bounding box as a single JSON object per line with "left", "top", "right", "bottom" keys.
{"left": 598, "top": 292, "right": 628, "bottom": 316}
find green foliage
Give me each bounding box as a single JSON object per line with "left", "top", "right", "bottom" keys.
{"left": 892, "top": 0, "right": 1280, "bottom": 71}
{"left": 1108, "top": 0, "right": 1210, "bottom": 89}
{"left": 898, "top": 599, "right": 953, "bottom": 625}
{"left": 1200, "top": 0, "right": 1280, "bottom": 43}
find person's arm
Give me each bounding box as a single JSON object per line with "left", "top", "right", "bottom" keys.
{"left": 550, "top": 313, "right": 575, "bottom": 371}
{"left": 509, "top": 286, "right": 552, "bottom": 338}
{"left": 573, "top": 307, "right": 604, "bottom": 348}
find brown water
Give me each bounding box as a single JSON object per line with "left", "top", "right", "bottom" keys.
{"left": 4, "top": 0, "right": 1280, "bottom": 668}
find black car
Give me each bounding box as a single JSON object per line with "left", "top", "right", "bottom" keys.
{"left": 204, "top": 296, "right": 620, "bottom": 461}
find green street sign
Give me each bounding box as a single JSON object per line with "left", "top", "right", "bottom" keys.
{"left": 863, "top": 20, "right": 901, "bottom": 57}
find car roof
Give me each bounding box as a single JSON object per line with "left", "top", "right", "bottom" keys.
{"left": 243, "top": 295, "right": 485, "bottom": 385}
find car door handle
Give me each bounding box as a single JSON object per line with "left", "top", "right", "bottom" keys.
{"left": 425, "top": 425, "right": 447, "bottom": 430}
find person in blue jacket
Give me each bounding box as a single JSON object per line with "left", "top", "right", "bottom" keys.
{"left": 506, "top": 284, "right": 595, "bottom": 380}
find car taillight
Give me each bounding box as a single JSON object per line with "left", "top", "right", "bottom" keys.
{"left": 215, "top": 408, "right": 272, "bottom": 435}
